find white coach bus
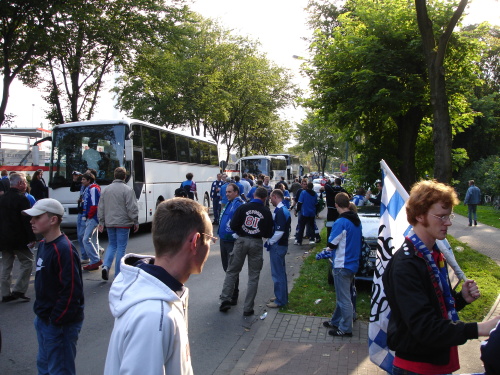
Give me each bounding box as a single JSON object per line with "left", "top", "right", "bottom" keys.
{"left": 39, "top": 119, "right": 219, "bottom": 227}
{"left": 225, "top": 155, "right": 287, "bottom": 183}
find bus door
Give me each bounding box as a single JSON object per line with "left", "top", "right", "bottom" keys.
{"left": 133, "top": 148, "right": 148, "bottom": 223}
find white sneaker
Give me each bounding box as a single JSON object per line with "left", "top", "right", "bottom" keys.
{"left": 294, "top": 240, "right": 300, "bottom": 246}
{"left": 309, "top": 240, "right": 316, "bottom": 245}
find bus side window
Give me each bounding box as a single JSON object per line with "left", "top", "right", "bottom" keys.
{"left": 161, "top": 132, "right": 177, "bottom": 161}
{"left": 176, "top": 135, "right": 189, "bottom": 163}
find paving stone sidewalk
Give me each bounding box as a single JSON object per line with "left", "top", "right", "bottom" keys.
{"left": 221, "top": 213, "right": 500, "bottom": 375}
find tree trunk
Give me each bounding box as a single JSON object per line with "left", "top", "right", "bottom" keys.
{"left": 394, "top": 106, "right": 423, "bottom": 191}
{"left": 429, "top": 64, "right": 452, "bottom": 183}
{"left": 414, "top": 0, "right": 468, "bottom": 184}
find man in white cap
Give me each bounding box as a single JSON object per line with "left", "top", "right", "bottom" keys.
{"left": 24, "top": 198, "right": 84, "bottom": 375}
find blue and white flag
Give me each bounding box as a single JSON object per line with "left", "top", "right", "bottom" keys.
{"left": 368, "top": 160, "right": 411, "bottom": 372}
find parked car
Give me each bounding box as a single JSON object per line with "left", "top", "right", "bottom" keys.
{"left": 327, "top": 205, "right": 380, "bottom": 284}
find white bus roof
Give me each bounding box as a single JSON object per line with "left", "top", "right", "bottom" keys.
{"left": 237, "top": 155, "right": 286, "bottom": 161}
{"left": 52, "top": 119, "right": 216, "bottom": 145}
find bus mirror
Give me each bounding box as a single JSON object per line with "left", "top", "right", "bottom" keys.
{"left": 125, "top": 139, "right": 133, "bottom": 161}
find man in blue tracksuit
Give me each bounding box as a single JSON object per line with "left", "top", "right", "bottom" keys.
{"left": 316, "top": 192, "right": 362, "bottom": 337}
{"left": 265, "top": 189, "right": 291, "bottom": 308}
{"left": 210, "top": 173, "right": 224, "bottom": 225}
{"left": 464, "top": 179, "right": 481, "bottom": 226}
{"left": 218, "top": 183, "right": 244, "bottom": 305}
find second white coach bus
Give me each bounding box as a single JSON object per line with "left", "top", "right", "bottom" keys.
{"left": 43, "top": 119, "right": 219, "bottom": 227}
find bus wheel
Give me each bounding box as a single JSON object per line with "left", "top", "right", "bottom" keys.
{"left": 203, "top": 193, "right": 210, "bottom": 209}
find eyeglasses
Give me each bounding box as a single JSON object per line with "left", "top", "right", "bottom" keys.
{"left": 201, "top": 233, "right": 218, "bottom": 244}
{"left": 429, "top": 213, "right": 455, "bottom": 222}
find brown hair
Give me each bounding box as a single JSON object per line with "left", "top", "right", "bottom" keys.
{"left": 227, "top": 183, "right": 239, "bottom": 194}
{"left": 271, "top": 189, "right": 284, "bottom": 200}
{"left": 254, "top": 187, "right": 268, "bottom": 199}
{"left": 406, "top": 180, "right": 459, "bottom": 226}
{"left": 152, "top": 198, "right": 208, "bottom": 257}
{"left": 114, "top": 167, "right": 127, "bottom": 180}
{"left": 335, "top": 192, "right": 350, "bottom": 209}
{"left": 82, "top": 172, "right": 95, "bottom": 183}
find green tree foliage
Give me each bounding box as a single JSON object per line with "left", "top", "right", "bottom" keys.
{"left": 0, "top": 0, "right": 66, "bottom": 127}
{"left": 453, "top": 24, "right": 500, "bottom": 165}
{"left": 303, "top": 0, "right": 485, "bottom": 189}
{"left": 115, "top": 15, "right": 297, "bottom": 159}
{"left": 296, "top": 111, "right": 343, "bottom": 176}
{"left": 40, "top": 0, "right": 188, "bottom": 124}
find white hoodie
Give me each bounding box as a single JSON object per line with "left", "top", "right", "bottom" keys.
{"left": 104, "top": 254, "right": 193, "bottom": 375}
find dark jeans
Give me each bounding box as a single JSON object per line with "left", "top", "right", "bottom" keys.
{"left": 35, "top": 316, "right": 82, "bottom": 375}
{"left": 213, "top": 196, "right": 221, "bottom": 223}
{"left": 392, "top": 365, "right": 451, "bottom": 375}
{"left": 220, "top": 239, "right": 239, "bottom": 300}
{"left": 296, "top": 215, "right": 315, "bottom": 244}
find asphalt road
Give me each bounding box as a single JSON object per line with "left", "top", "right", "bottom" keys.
{"left": 0, "top": 211, "right": 306, "bottom": 374}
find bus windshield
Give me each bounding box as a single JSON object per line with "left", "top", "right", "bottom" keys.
{"left": 240, "top": 158, "right": 270, "bottom": 176}
{"left": 50, "top": 124, "right": 128, "bottom": 188}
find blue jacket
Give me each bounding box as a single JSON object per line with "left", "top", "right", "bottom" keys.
{"left": 317, "top": 211, "right": 362, "bottom": 273}
{"left": 220, "top": 183, "right": 230, "bottom": 204}
{"left": 298, "top": 189, "right": 317, "bottom": 217}
{"left": 464, "top": 185, "right": 481, "bottom": 205}
{"left": 218, "top": 197, "right": 244, "bottom": 241}
{"left": 34, "top": 234, "right": 84, "bottom": 325}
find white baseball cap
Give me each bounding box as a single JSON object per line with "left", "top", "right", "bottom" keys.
{"left": 23, "top": 198, "right": 64, "bottom": 217}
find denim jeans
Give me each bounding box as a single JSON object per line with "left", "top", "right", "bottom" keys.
{"left": 76, "top": 213, "right": 88, "bottom": 260}
{"left": 213, "top": 196, "right": 221, "bottom": 223}
{"left": 268, "top": 243, "right": 288, "bottom": 306}
{"left": 83, "top": 219, "right": 100, "bottom": 264}
{"left": 295, "top": 215, "right": 315, "bottom": 244}
{"left": 467, "top": 204, "right": 478, "bottom": 224}
{"left": 35, "top": 316, "right": 82, "bottom": 375}
{"left": 330, "top": 268, "right": 355, "bottom": 333}
{"left": 392, "top": 365, "right": 451, "bottom": 375}
{"left": 103, "top": 227, "right": 130, "bottom": 276}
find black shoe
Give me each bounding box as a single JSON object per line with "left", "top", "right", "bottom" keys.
{"left": 243, "top": 310, "right": 254, "bottom": 316}
{"left": 212, "top": 221, "right": 219, "bottom": 225}
{"left": 328, "top": 328, "right": 352, "bottom": 337}
{"left": 219, "top": 300, "right": 231, "bottom": 312}
{"left": 315, "top": 238, "right": 321, "bottom": 243}
{"left": 230, "top": 298, "right": 238, "bottom": 306}
{"left": 474, "top": 220, "right": 477, "bottom": 226}
{"left": 12, "top": 292, "right": 30, "bottom": 302}
{"left": 2, "top": 294, "right": 19, "bottom": 303}
{"left": 323, "top": 321, "right": 338, "bottom": 329}
{"left": 468, "top": 223, "right": 472, "bottom": 226}
{"left": 102, "top": 267, "right": 109, "bottom": 281}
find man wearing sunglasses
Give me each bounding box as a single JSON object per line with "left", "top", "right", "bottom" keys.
{"left": 383, "top": 180, "right": 500, "bottom": 375}
{"left": 105, "top": 198, "right": 213, "bottom": 375}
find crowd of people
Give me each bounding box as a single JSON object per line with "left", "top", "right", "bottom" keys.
{"left": 0, "top": 167, "right": 498, "bottom": 375}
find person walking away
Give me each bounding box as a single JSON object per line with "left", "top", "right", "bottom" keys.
{"left": 218, "top": 183, "right": 244, "bottom": 305}
{"left": 24, "top": 199, "right": 84, "bottom": 375}
{"left": 266, "top": 189, "right": 291, "bottom": 308}
{"left": 181, "top": 172, "right": 198, "bottom": 200}
{"left": 383, "top": 180, "right": 500, "bottom": 374}
{"left": 219, "top": 187, "right": 273, "bottom": 316}
{"left": 219, "top": 176, "right": 231, "bottom": 210}
{"left": 81, "top": 172, "right": 102, "bottom": 271}
{"left": 98, "top": 167, "right": 139, "bottom": 281}
{"left": 104, "top": 198, "right": 213, "bottom": 374}
{"left": 0, "top": 172, "right": 36, "bottom": 302}
{"left": 464, "top": 179, "right": 481, "bottom": 226}
{"left": 294, "top": 182, "right": 319, "bottom": 245}
{"left": 210, "top": 173, "right": 224, "bottom": 225}
{"left": 316, "top": 192, "right": 362, "bottom": 337}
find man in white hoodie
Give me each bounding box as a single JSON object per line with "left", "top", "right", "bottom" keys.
{"left": 104, "top": 198, "right": 214, "bottom": 375}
